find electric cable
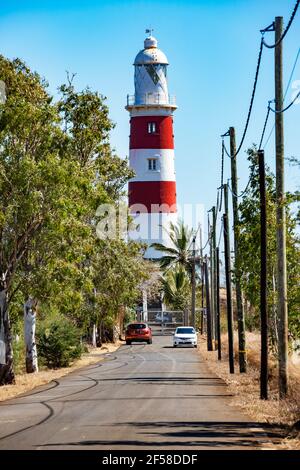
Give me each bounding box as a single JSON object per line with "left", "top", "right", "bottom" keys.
{"left": 270, "top": 89, "right": 300, "bottom": 113}
{"left": 234, "top": 38, "right": 264, "bottom": 158}
{"left": 261, "top": 0, "right": 300, "bottom": 49}
{"left": 263, "top": 47, "right": 300, "bottom": 149}
{"left": 218, "top": 142, "right": 225, "bottom": 212}
{"left": 217, "top": 219, "right": 224, "bottom": 249}
{"left": 227, "top": 166, "right": 254, "bottom": 199}
{"left": 259, "top": 102, "right": 272, "bottom": 150}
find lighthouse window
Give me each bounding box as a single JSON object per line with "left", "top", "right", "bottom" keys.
{"left": 161, "top": 65, "right": 167, "bottom": 78}
{"left": 148, "top": 159, "right": 158, "bottom": 171}
{"left": 148, "top": 122, "right": 156, "bottom": 134}
{"left": 145, "top": 64, "right": 160, "bottom": 85}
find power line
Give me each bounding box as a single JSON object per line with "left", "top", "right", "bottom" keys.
{"left": 227, "top": 170, "right": 253, "bottom": 200}
{"left": 263, "top": 47, "right": 300, "bottom": 149}
{"left": 201, "top": 222, "right": 212, "bottom": 255}
{"left": 234, "top": 38, "right": 264, "bottom": 158}
{"left": 218, "top": 142, "right": 225, "bottom": 212}
{"left": 220, "top": 39, "right": 264, "bottom": 161}
{"left": 285, "top": 47, "right": 300, "bottom": 94}
{"left": 223, "top": 142, "right": 232, "bottom": 160}
{"left": 270, "top": 89, "right": 300, "bottom": 113}
{"left": 261, "top": 0, "right": 300, "bottom": 49}
{"left": 202, "top": 236, "right": 211, "bottom": 253}
{"left": 259, "top": 102, "right": 272, "bottom": 150}
{"left": 217, "top": 219, "right": 223, "bottom": 249}
{"left": 187, "top": 224, "right": 201, "bottom": 252}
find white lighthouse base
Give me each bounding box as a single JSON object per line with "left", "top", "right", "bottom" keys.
{"left": 128, "top": 212, "right": 178, "bottom": 260}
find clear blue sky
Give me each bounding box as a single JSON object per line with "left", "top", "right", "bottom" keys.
{"left": 1, "top": 0, "right": 299, "bottom": 240}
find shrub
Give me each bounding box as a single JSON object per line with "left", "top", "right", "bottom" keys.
{"left": 36, "top": 317, "right": 83, "bottom": 368}
{"left": 12, "top": 334, "right": 26, "bottom": 375}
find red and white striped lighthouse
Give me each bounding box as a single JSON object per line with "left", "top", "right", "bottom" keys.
{"left": 126, "top": 34, "right": 178, "bottom": 259}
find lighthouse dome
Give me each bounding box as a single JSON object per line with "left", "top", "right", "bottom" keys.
{"left": 134, "top": 36, "right": 169, "bottom": 65}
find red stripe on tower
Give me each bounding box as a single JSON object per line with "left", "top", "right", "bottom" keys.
{"left": 129, "top": 181, "right": 177, "bottom": 213}
{"left": 130, "top": 116, "right": 174, "bottom": 149}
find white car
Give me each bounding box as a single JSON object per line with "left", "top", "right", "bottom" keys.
{"left": 173, "top": 327, "right": 197, "bottom": 348}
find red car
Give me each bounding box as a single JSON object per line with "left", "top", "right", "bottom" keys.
{"left": 125, "top": 323, "right": 152, "bottom": 345}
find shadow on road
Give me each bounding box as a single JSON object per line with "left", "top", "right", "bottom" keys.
{"left": 38, "top": 420, "right": 284, "bottom": 449}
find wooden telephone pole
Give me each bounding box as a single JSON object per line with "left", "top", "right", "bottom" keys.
{"left": 274, "top": 16, "right": 288, "bottom": 398}
{"left": 258, "top": 150, "right": 268, "bottom": 400}
{"left": 216, "top": 247, "right": 222, "bottom": 361}
{"left": 200, "top": 225, "right": 205, "bottom": 335}
{"left": 229, "top": 127, "right": 247, "bottom": 373}
{"left": 223, "top": 184, "right": 235, "bottom": 374}
{"left": 191, "top": 236, "right": 196, "bottom": 328}
{"left": 204, "top": 255, "right": 213, "bottom": 351}
{"left": 208, "top": 216, "right": 215, "bottom": 345}
{"left": 212, "top": 206, "right": 218, "bottom": 346}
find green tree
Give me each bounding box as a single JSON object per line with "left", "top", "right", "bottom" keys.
{"left": 238, "top": 147, "right": 300, "bottom": 348}
{"left": 161, "top": 268, "right": 190, "bottom": 311}
{"left": 0, "top": 56, "right": 139, "bottom": 384}
{"left": 90, "top": 240, "right": 151, "bottom": 341}
{"left": 0, "top": 57, "right": 71, "bottom": 384}
{"left": 151, "top": 221, "right": 194, "bottom": 273}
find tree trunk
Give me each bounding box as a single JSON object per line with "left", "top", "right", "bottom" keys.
{"left": 92, "top": 323, "right": 97, "bottom": 348}
{"left": 272, "top": 268, "right": 279, "bottom": 355}
{"left": 97, "top": 319, "right": 103, "bottom": 348}
{"left": 24, "top": 298, "right": 38, "bottom": 374}
{"left": 0, "top": 289, "right": 15, "bottom": 385}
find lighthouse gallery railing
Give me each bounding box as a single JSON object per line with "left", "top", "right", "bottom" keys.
{"left": 127, "top": 94, "right": 176, "bottom": 106}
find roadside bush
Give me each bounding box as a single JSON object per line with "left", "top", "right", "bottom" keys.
{"left": 36, "top": 317, "right": 83, "bottom": 368}
{"left": 12, "top": 334, "right": 26, "bottom": 375}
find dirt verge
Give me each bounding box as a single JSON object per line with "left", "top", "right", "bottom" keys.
{"left": 198, "top": 332, "right": 300, "bottom": 450}
{"left": 0, "top": 341, "right": 122, "bottom": 403}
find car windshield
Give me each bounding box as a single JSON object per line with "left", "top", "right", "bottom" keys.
{"left": 128, "top": 324, "right": 147, "bottom": 329}
{"left": 176, "top": 328, "right": 195, "bottom": 335}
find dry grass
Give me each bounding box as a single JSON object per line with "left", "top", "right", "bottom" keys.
{"left": 198, "top": 332, "right": 300, "bottom": 450}
{"left": 0, "top": 341, "right": 121, "bottom": 403}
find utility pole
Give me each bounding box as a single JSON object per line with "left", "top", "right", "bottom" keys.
{"left": 212, "top": 206, "right": 218, "bottom": 346}
{"left": 258, "top": 150, "right": 268, "bottom": 400}
{"left": 216, "top": 247, "right": 222, "bottom": 361}
{"left": 223, "top": 184, "right": 235, "bottom": 374}
{"left": 200, "top": 225, "right": 204, "bottom": 335}
{"left": 191, "top": 236, "right": 196, "bottom": 328}
{"left": 230, "top": 127, "right": 247, "bottom": 373}
{"left": 275, "top": 16, "right": 288, "bottom": 399}
{"left": 204, "top": 256, "right": 213, "bottom": 351}
{"left": 208, "top": 215, "right": 215, "bottom": 344}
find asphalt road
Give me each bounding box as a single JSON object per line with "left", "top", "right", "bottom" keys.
{"left": 0, "top": 336, "right": 282, "bottom": 450}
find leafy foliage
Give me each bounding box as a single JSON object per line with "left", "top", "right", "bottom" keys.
{"left": 151, "top": 221, "right": 195, "bottom": 314}
{"left": 238, "top": 148, "right": 300, "bottom": 346}
{"left": 36, "top": 317, "right": 83, "bottom": 368}
{"left": 161, "top": 268, "right": 190, "bottom": 310}
{"left": 0, "top": 55, "right": 149, "bottom": 382}
{"left": 151, "top": 221, "right": 194, "bottom": 274}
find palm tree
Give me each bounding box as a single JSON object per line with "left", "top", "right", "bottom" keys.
{"left": 161, "top": 268, "right": 190, "bottom": 311}
{"left": 151, "top": 220, "right": 194, "bottom": 274}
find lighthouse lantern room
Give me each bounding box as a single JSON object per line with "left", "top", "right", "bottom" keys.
{"left": 126, "top": 34, "right": 178, "bottom": 259}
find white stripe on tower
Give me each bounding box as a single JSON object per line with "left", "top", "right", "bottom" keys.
{"left": 129, "top": 149, "right": 176, "bottom": 182}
